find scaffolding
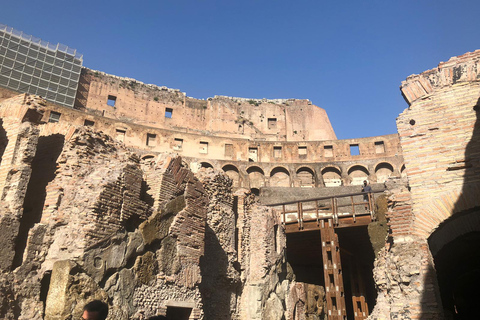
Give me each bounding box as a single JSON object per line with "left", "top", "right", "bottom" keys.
{"left": 0, "top": 24, "right": 83, "bottom": 108}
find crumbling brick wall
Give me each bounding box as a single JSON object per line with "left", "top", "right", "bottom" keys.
{"left": 196, "top": 168, "right": 241, "bottom": 319}
{"left": 0, "top": 93, "right": 211, "bottom": 320}
{"left": 370, "top": 50, "right": 480, "bottom": 319}
{"left": 0, "top": 94, "right": 45, "bottom": 319}
{"left": 235, "top": 190, "right": 289, "bottom": 320}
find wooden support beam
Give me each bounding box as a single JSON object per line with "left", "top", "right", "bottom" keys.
{"left": 320, "top": 219, "right": 346, "bottom": 320}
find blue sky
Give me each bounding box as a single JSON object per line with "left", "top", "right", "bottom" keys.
{"left": 2, "top": 1, "right": 480, "bottom": 139}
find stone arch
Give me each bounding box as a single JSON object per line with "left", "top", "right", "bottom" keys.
{"left": 222, "top": 164, "right": 240, "bottom": 187}
{"left": 246, "top": 166, "right": 265, "bottom": 188}
{"left": 428, "top": 207, "right": 480, "bottom": 318}
{"left": 375, "top": 162, "right": 394, "bottom": 183}
{"left": 296, "top": 166, "right": 315, "bottom": 187}
{"left": 414, "top": 184, "right": 480, "bottom": 238}
{"left": 141, "top": 154, "right": 156, "bottom": 160}
{"left": 269, "top": 166, "right": 291, "bottom": 187}
{"left": 347, "top": 165, "right": 369, "bottom": 186}
{"left": 321, "top": 166, "right": 342, "bottom": 187}
{"left": 200, "top": 162, "right": 214, "bottom": 169}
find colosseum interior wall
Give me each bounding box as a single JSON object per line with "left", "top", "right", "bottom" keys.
{"left": 1, "top": 22, "right": 480, "bottom": 320}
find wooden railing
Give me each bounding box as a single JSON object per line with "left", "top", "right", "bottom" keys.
{"left": 266, "top": 191, "right": 384, "bottom": 231}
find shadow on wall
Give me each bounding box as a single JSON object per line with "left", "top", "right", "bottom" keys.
{"left": 426, "top": 98, "right": 480, "bottom": 319}
{"left": 13, "top": 134, "right": 65, "bottom": 269}
{"left": 199, "top": 224, "right": 237, "bottom": 320}
{"left": 0, "top": 119, "right": 7, "bottom": 165}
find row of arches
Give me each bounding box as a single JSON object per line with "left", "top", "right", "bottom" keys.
{"left": 197, "top": 161, "right": 405, "bottom": 188}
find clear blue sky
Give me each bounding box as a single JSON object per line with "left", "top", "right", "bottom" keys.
{"left": 2, "top": 1, "right": 480, "bottom": 139}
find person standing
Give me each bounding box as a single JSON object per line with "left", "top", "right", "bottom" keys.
{"left": 361, "top": 180, "right": 372, "bottom": 211}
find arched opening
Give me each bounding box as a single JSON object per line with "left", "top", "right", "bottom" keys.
{"left": 297, "top": 167, "right": 315, "bottom": 188}
{"left": 247, "top": 166, "right": 265, "bottom": 189}
{"left": 270, "top": 167, "right": 291, "bottom": 187}
{"left": 321, "top": 167, "right": 341, "bottom": 187}
{"left": 375, "top": 162, "right": 394, "bottom": 183}
{"left": 348, "top": 165, "right": 369, "bottom": 186}
{"left": 0, "top": 119, "right": 7, "bottom": 166}
{"left": 250, "top": 188, "right": 260, "bottom": 196}
{"left": 401, "top": 164, "right": 407, "bottom": 178}
{"left": 428, "top": 207, "right": 480, "bottom": 319}
{"left": 200, "top": 162, "right": 213, "bottom": 169}
{"left": 222, "top": 164, "right": 240, "bottom": 187}
{"left": 141, "top": 154, "right": 155, "bottom": 160}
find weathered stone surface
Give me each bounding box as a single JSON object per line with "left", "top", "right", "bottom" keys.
{"left": 2, "top": 45, "right": 480, "bottom": 320}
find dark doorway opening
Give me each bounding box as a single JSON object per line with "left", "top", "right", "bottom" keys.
{"left": 166, "top": 306, "right": 192, "bottom": 320}
{"left": 337, "top": 226, "right": 377, "bottom": 319}
{"left": 286, "top": 230, "right": 324, "bottom": 286}
{"left": 429, "top": 211, "right": 480, "bottom": 320}
{"left": 286, "top": 226, "right": 377, "bottom": 319}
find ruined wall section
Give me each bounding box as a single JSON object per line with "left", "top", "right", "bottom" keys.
{"left": 40, "top": 128, "right": 145, "bottom": 268}
{"left": 25, "top": 102, "right": 402, "bottom": 172}
{"left": 0, "top": 94, "right": 45, "bottom": 319}
{"left": 196, "top": 168, "right": 241, "bottom": 319}
{"left": 369, "top": 51, "right": 480, "bottom": 320}
{"left": 79, "top": 69, "right": 337, "bottom": 142}
{"left": 235, "top": 190, "right": 289, "bottom": 320}
{"left": 0, "top": 94, "right": 45, "bottom": 272}
{"left": 399, "top": 50, "right": 480, "bottom": 238}
{"left": 131, "top": 155, "right": 208, "bottom": 319}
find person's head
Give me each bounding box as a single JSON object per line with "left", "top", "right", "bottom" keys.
{"left": 363, "top": 180, "right": 368, "bottom": 186}
{"left": 146, "top": 316, "right": 167, "bottom": 320}
{"left": 81, "top": 300, "right": 108, "bottom": 320}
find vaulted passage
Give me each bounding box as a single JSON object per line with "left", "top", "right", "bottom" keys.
{"left": 429, "top": 208, "right": 480, "bottom": 320}
{"left": 13, "top": 134, "right": 64, "bottom": 268}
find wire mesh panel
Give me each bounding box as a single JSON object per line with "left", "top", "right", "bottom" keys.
{"left": 0, "top": 24, "right": 83, "bottom": 108}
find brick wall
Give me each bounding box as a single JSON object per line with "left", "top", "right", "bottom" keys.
{"left": 398, "top": 50, "right": 480, "bottom": 238}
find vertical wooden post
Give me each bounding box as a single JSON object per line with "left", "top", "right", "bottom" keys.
{"left": 320, "top": 219, "right": 346, "bottom": 320}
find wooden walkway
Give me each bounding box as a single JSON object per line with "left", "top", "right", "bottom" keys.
{"left": 267, "top": 191, "right": 382, "bottom": 233}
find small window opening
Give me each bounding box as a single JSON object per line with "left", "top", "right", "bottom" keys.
{"left": 84, "top": 119, "right": 95, "bottom": 127}
{"left": 350, "top": 144, "right": 360, "bottom": 156}
{"left": 107, "top": 95, "right": 116, "bottom": 107}
{"left": 273, "top": 146, "right": 282, "bottom": 158}
{"left": 165, "top": 108, "right": 173, "bottom": 118}
{"left": 298, "top": 146, "right": 307, "bottom": 156}
{"left": 268, "top": 118, "right": 277, "bottom": 129}
{"left": 146, "top": 133, "right": 157, "bottom": 147}
{"left": 173, "top": 138, "right": 183, "bottom": 150}
{"left": 374, "top": 141, "right": 385, "bottom": 153}
{"left": 225, "top": 144, "right": 234, "bottom": 158}
{"left": 249, "top": 147, "right": 258, "bottom": 162}
{"left": 115, "top": 129, "right": 126, "bottom": 142}
{"left": 48, "top": 111, "right": 61, "bottom": 123}
{"left": 324, "top": 145, "right": 333, "bottom": 157}
{"left": 199, "top": 141, "right": 208, "bottom": 154}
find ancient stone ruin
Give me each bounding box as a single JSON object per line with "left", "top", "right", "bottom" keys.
{"left": 0, "top": 24, "right": 479, "bottom": 320}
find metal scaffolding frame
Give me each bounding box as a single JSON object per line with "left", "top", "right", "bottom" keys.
{"left": 0, "top": 23, "right": 83, "bottom": 108}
